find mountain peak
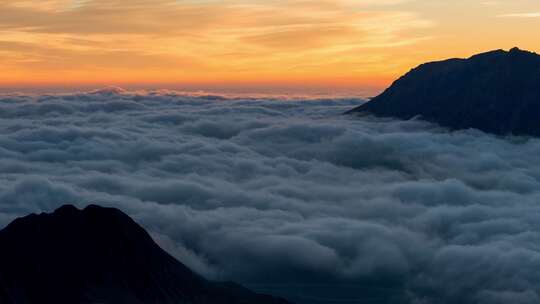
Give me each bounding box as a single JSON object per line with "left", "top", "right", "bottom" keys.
{"left": 53, "top": 203, "right": 80, "bottom": 214}
{"left": 347, "top": 48, "right": 540, "bottom": 136}
{"left": 0, "top": 204, "right": 291, "bottom": 304}
{"left": 89, "top": 86, "right": 128, "bottom": 95}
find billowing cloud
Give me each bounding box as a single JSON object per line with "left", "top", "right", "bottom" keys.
{"left": 1, "top": 90, "right": 540, "bottom": 303}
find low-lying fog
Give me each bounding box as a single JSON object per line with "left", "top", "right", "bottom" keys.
{"left": 1, "top": 90, "right": 539, "bottom": 304}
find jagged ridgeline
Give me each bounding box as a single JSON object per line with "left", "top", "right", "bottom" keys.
{"left": 347, "top": 48, "right": 540, "bottom": 136}
{"left": 0, "top": 205, "right": 291, "bottom": 304}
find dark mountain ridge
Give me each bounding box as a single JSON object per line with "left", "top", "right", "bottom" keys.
{"left": 0, "top": 204, "right": 291, "bottom": 304}
{"left": 347, "top": 47, "right": 540, "bottom": 136}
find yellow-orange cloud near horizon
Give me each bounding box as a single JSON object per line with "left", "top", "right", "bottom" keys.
{"left": 1, "top": 0, "right": 540, "bottom": 94}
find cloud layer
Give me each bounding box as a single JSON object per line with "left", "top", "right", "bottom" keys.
{"left": 1, "top": 90, "right": 540, "bottom": 303}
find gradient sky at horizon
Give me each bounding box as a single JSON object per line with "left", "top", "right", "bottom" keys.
{"left": 1, "top": 0, "right": 540, "bottom": 94}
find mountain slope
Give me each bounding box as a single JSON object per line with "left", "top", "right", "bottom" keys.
{"left": 347, "top": 48, "right": 540, "bottom": 136}
{"left": 0, "top": 205, "right": 291, "bottom": 304}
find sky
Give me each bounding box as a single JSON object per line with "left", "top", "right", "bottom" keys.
{"left": 1, "top": 0, "right": 540, "bottom": 94}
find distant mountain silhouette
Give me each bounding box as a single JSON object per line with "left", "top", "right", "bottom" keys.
{"left": 0, "top": 205, "right": 291, "bottom": 304}
{"left": 89, "top": 86, "right": 128, "bottom": 95}
{"left": 347, "top": 47, "right": 540, "bottom": 136}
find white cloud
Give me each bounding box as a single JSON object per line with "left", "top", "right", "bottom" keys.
{"left": 497, "top": 12, "right": 540, "bottom": 18}
{"left": 1, "top": 89, "right": 540, "bottom": 303}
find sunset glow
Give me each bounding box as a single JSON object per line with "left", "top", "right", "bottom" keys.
{"left": 2, "top": 0, "right": 540, "bottom": 93}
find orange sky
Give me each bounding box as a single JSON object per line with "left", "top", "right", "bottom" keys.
{"left": 1, "top": 0, "right": 540, "bottom": 94}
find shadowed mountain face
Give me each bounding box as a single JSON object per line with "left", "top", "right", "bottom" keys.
{"left": 0, "top": 205, "right": 291, "bottom": 304}
{"left": 347, "top": 48, "right": 540, "bottom": 136}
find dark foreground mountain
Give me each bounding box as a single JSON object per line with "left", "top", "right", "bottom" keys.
{"left": 0, "top": 205, "right": 291, "bottom": 304}
{"left": 347, "top": 48, "right": 540, "bottom": 136}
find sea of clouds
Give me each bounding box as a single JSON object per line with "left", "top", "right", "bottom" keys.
{"left": 1, "top": 88, "right": 540, "bottom": 303}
